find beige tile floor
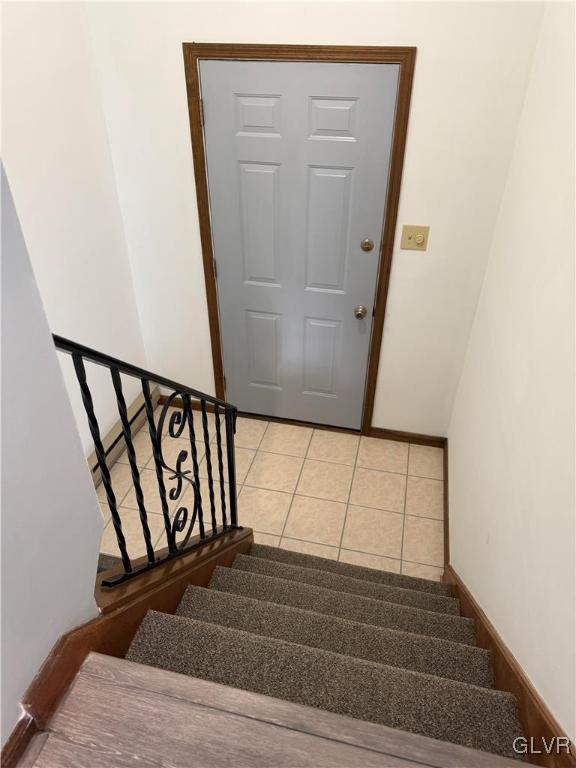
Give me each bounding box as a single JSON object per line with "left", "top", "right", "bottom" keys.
{"left": 98, "top": 413, "right": 445, "bottom": 581}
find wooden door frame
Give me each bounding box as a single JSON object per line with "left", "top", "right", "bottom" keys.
{"left": 183, "top": 43, "right": 416, "bottom": 434}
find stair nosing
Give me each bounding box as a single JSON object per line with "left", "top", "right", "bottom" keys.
{"left": 177, "top": 584, "right": 493, "bottom": 687}
{"left": 234, "top": 553, "right": 460, "bottom": 615}
{"left": 138, "top": 610, "right": 511, "bottom": 700}
{"left": 181, "top": 584, "right": 476, "bottom": 651}
{"left": 210, "top": 566, "right": 476, "bottom": 645}
{"left": 250, "top": 543, "right": 453, "bottom": 595}
{"left": 213, "top": 566, "right": 470, "bottom": 625}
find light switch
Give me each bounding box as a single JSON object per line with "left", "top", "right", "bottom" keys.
{"left": 401, "top": 225, "right": 430, "bottom": 251}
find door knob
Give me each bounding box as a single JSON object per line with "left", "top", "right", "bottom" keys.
{"left": 354, "top": 305, "right": 368, "bottom": 319}
{"left": 361, "top": 239, "right": 374, "bottom": 252}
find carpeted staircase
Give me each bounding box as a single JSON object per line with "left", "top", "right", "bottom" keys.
{"left": 127, "top": 542, "right": 524, "bottom": 759}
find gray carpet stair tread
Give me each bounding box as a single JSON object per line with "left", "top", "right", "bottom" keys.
{"left": 250, "top": 543, "right": 452, "bottom": 596}
{"left": 234, "top": 553, "right": 459, "bottom": 616}
{"left": 128, "top": 611, "right": 522, "bottom": 758}
{"left": 210, "top": 566, "right": 476, "bottom": 645}
{"left": 177, "top": 585, "right": 492, "bottom": 687}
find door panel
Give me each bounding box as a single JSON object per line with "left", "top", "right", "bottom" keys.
{"left": 200, "top": 60, "right": 399, "bottom": 428}
{"left": 239, "top": 162, "right": 279, "bottom": 284}
{"left": 306, "top": 166, "right": 352, "bottom": 292}
{"left": 303, "top": 318, "right": 341, "bottom": 397}
{"left": 246, "top": 311, "right": 281, "bottom": 390}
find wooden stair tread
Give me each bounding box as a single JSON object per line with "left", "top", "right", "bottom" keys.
{"left": 26, "top": 653, "right": 528, "bottom": 768}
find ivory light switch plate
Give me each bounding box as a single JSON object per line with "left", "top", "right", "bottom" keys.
{"left": 401, "top": 225, "right": 430, "bottom": 251}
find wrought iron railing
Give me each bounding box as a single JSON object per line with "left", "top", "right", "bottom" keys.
{"left": 54, "top": 335, "right": 239, "bottom": 587}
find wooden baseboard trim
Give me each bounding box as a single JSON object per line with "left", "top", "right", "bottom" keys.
{"left": 1, "top": 715, "right": 39, "bottom": 768}
{"left": 1, "top": 527, "right": 253, "bottom": 768}
{"left": 444, "top": 565, "right": 575, "bottom": 768}
{"left": 366, "top": 426, "right": 446, "bottom": 447}
{"left": 443, "top": 440, "right": 450, "bottom": 565}
{"left": 158, "top": 393, "right": 210, "bottom": 410}
{"left": 90, "top": 385, "right": 160, "bottom": 483}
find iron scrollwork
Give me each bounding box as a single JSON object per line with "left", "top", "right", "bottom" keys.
{"left": 155, "top": 393, "right": 201, "bottom": 550}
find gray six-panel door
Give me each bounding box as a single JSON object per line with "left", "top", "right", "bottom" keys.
{"left": 200, "top": 60, "right": 399, "bottom": 429}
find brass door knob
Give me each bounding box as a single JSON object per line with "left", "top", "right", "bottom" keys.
{"left": 354, "top": 305, "right": 368, "bottom": 319}
{"left": 361, "top": 239, "right": 374, "bottom": 252}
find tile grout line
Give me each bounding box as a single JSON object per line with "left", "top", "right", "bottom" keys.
{"left": 341, "top": 436, "right": 406, "bottom": 570}
{"left": 236, "top": 444, "right": 259, "bottom": 491}
{"left": 277, "top": 431, "right": 311, "bottom": 549}
{"left": 252, "top": 420, "right": 271, "bottom": 451}
{"left": 280, "top": 537, "right": 339, "bottom": 554}
{"left": 275, "top": 427, "right": 315, "bottom": 548}
{"left": 401, "top": 557, "right": 445, "bottom": 571}
{"left": 259, "top": 421, "right": 314, "bottom": 459}
{"left": 238, "top": 484, "right": 443, "bottom": 522}
{"left": 251, "top": 424, "right": 311, "bottom": 549}
{"left": 241, "top": 421, "right": 270, "bottom": 522}
{"left": 336, "top": 433, "right": 362, "bottom": 563}
{"left": 399, "top": 444, "right": 411, "bottom": 575}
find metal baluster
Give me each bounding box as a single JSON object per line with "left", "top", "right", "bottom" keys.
{"left": 72, "top": 354, "right": 132, "bottom": 573}
{"left": 141, "top": 379, "right": 177, "bottom": 554}
{"left": 225, "top": 405, "right": 238, "bottom": 527}
{"left": 213, "top": 403, "right": 227, "bottom": 530}
{"left": 201, "top": 400, "right": 217, "bottom": 535}
{"left": 183, "top": 394, "right": 205, "bottom": 539}
{"left": 111, "top": 368, "right": 155, "bottom": 563}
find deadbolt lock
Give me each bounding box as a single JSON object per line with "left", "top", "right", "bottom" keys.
{"left": 361, "top": 238, "right": 374, "bottom": 252}
{"left": 354, "top": 305, "right": 368, "bottom": 319}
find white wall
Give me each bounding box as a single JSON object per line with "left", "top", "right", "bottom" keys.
{"left": 2, "top": 2, "right": 147, "bottom": 451}
{"left": 1, "top": 167, "right": 103, "bottom": 744}
{"left": 86, "top": 1, "right": 544, "bottom": 434}
{"left": 448, "top": 3, "right": 575, "bottom": 739}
